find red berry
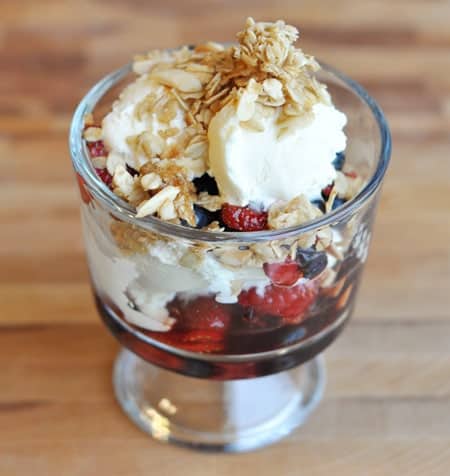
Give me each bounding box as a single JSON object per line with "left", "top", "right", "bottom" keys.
{"left": 87, "top": 140, "right": 107, "bottom": 158}
{"left": 95, "top": 168, "right": 113, "bottom": 187}
{"left": 321, "top": 184, "right": 333, "bottom": 200}
{"left": 174, "top": 296, "right": 231, "bottom": 334}
{"left": 263, "top": 260, "right": 302, "bottom": 286}
{"left": 221, "top": 203, "right": 268, "bottom": 232}
{"left": 160, "top": 296, "right": 233, "bottom": 353}
{"left": 238, "top": 282, "right": 318, "bottom": 324}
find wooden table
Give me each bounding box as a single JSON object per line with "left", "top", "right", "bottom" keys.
{"left": 2, "top": 0, "right": 450, "bottom": 474}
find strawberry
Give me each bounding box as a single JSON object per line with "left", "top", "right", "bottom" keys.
{"left": 238, "top": 282, "right": 318, "bottom": 324}
{"left": 263, "top": 260, "right": 302, "bottom": 286}
{"left": 174, "top": 296, "right": 231, "bottom": 333}
{"left": 87, "top": 140, "right": 107, "bottom": 158}
{"left": 221, "top": 203, "right": 268, "bottom": 231}
{"left": 95, "top": 167, "right": 113, "bottom": 187}
{"left": 157, "top": 296, "right": 232, "bottom": 353}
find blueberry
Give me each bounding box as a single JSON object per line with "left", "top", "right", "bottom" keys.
{"left": 295, "top": 248, "right": 328, "bottom": 279}
{"left": 311, "top": 198, "right": 326, "bottom": 213}
{"left": 332, "top": 151, "right": 346, "bottom": 171}
{"left": 193, "top": 173, "right": 219, "bottom": 195}
{"left": 332, "top": 197, "right": 347, "bottom": 210}
{"left": 194, "top": 204, "right": 221, "bottom": 228}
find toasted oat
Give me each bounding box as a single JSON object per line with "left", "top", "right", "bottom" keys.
{"left": 112, "top": 165, "right": 134, "bottom": 198}
{"left": 195, "top": 191, "right": 223, "bottom": 211}
{"left": 156, "top": 98, "right": 179, "bottom": 123}
{"left": 91, "top": 156, "right": 107, "bottom": 169}
{"left": 106, "top": 152, "right": 126, "bottom": 175}
{"left": 132, "top": 50, "right": 174, "bottom": 75}
{"left": 151, "top": 69, "right": 203, "bottom": 93}
{"left": 268, "top": 194, "right": 322, "bottom": 230}
{"left": 250, "top": 240, "right": 291, "bottom": 265}
{"left": 214, "top": 247, "right": 253, "bottom": 268}
{"left": 135, "top": 93, "right": 160, "bottom": 121}
{"left": 110, "top": 220, "right": 162, "bottom": 255}
{"left": 195, "top": 41, "right": 225, "bottom": 53}
{"left": 159, "top": 199, "right": 178, "bottom": 220}
{"left": 141, "top": 172, "right": 162, "bottom": 191}
{"left": 184, "top": 137, "right": 208, "bottom": 160}
{"left": 112, "top": 164, "right": 147, "bottom": 205}
{"left": 172, "top": 157, "right": 206, "bottom": 179}
{"left": 83, "top": 113, "right": 95, "bottom": 128}
{"left": 83, "top": 126, "right": 102, "bottom": 142}
{"left": 137, "top": 131, "right": 165, "bottom": 159}
{"left": 263, "top": 78, "right": 283, "bottom": 97}
{"left": 203, "top": 220, "right": 224, "bottom": 231}
{"left": 173, "top": 191, "right": 196, "bottom": 226}
{"left": 158, "top": 127, "right": 180, "bottom": 139}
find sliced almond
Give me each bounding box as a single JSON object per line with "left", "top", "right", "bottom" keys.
{"left": 136, "top": 186, "right": 180, "bottom": 218}
{"left": 151, "top": 69, "right": 203, "bottom": 93}
{"left": 159, "top": 199, "right": 177, "bottom": 220}
{"left": 112, "top": 164, "right": 135, "bottom": 198}
{"left": 106, "top": 152, "right": 126, "bottom": 176}
{"left": 262, "top": 78, "right": 283, "bottom": 101}
{"left": 141, "top": 172, "right": 162, "bottom": 191}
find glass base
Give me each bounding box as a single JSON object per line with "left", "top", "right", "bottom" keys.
{"left": 113, "top": 349, "right": 326, "bottom": 452}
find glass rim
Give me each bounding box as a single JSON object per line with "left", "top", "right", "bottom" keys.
{"left": 69, "top": 61, "right": 392, "bottom": 243}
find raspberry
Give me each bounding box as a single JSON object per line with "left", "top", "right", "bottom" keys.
{"left": 263, "top": 260, "right": 302, "bottom": 286}
{"left": 238, "top": 282, "right": 318, "bottom": 324}
{"left": 174, "top": 296, "right": 231, "bottom": 334}
{"left": 87, "top": 140, "right": 107, "bottom": 158}
{"left": 95, "top": 168, "right": 113, "bottom": 187}
{"left": 221, "top": 203, "right": 268, "bottom": 231}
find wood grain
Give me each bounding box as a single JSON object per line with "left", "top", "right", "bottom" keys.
{"left": 1, "top": 0, "right": 450, "bottom": 474}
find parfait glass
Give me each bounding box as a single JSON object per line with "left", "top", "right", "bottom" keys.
{"left": 69, "top": 62, "right": 391, "bottom": 452}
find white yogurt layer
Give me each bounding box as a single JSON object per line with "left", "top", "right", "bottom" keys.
{"left": 208, "top": 102, "right": 347, "bottom": 208}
